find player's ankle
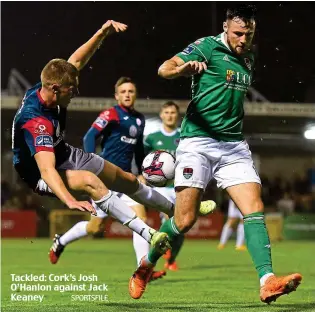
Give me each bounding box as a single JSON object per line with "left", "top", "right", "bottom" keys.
{"left": 260, "top": 273, "right": 274, "bottom": 286}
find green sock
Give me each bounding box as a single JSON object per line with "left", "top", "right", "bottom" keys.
{"left": 169, "top": 234, "right": 185, "bottom": 264}
{"left": 148, "top": 217, "right": 181, "bottom": 264}
{"left": 243, "top": 212, "right": 273, "bottom": 279}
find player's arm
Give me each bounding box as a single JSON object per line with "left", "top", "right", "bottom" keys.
{"left": 83, "top": 128, "right": 101, "bottom": 153}
{"left": 34, "top": 152, "right": 94, "bottom": 213}
{"left": 22, "top": 116, "right": 95, "bottom": 214}
{"left": 158, "top": 40, "right": 210, "bottom": 79}
{"left": 68, "top": 20, "right": 127, "bottom": 71}
{"left": 83, "top": 108, "right": 118, "bottom": 153}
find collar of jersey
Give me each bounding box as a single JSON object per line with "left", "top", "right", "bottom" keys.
{"left": 160, "top": 126, "right": 178, "bottom": 137}
{"left": 220, "top": 33, "right": 232, "bottom": 52}
{"left": 118, "top": 104, "right": 135, "bottom": 114}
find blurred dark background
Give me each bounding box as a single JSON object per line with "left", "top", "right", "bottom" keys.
{"left": 2, "top": 1, "right": 315, "bottom": 102}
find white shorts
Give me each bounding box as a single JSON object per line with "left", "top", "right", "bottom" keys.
{"left": 93, "top": 192, "right": 139, "bottom": 219}
{"left": 175, "top": 137, "right": 261, "bottom": 190}
{"left": 227, "top": 199, "right": 243, "bottom": 219}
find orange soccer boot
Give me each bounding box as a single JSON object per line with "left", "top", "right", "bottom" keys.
{"left": 260, "top": 273, "right": 302, "bottom": 304}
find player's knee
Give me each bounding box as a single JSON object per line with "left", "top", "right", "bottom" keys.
{"left": 67, "top": 170, "right": 106, "bottom": 195}
{"left": 86, "top": 220, "right": 104, "bottom": 235}
{"left": 66, "top": 170, "right": 80, "bottom": 189}
{"left": 66, "top": 170, "right": 90, "bottom": 191}
{"left": 251, "top": 199, "right": 264, "bottom": 213}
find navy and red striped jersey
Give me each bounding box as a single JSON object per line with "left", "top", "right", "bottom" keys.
{"left": 12, "top": 83, "right": 69, "bottom": 184}
{"left": 83, "top": 105, "right": 145, "bottom": 172}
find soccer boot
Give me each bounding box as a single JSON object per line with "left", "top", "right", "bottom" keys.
{"left": 217, "top": 244, "right": 225, "bottom": 250}
{"left": 162, "top": 249, "right": 171, "bottom": 260}
{"left": 235, "top": 245, "right": 247, "bottom": 251}
{"left": 149, "top": 230, "right": 171, "bottom": 254}
{"left": 260, "top": 273, "right": 302, "bottom": 304}
{"left": 129, "top": 257, "right": 154, "bottom": 299}
{"left": 164, "top": 261, "right": 179, "bottom": 271}
{"left": 199, "top": 200, "right": 217, "bottom": 216}
{"left": 149, "top": 270, "right": 166, "bottom": 282}
{"left": 49, "top": 234, "right": 65, "bottom": 264}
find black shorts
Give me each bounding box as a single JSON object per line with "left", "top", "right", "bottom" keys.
{"left": 15, "top": 144, "right": 104, "bottom": 196}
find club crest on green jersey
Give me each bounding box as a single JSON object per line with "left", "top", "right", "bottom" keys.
{"left": 226, "top": 69, "right": 251, "bottom": 86}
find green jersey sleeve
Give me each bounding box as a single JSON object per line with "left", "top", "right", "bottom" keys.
{"left": 176, "top": 37, "right": 214, "bottom": 63}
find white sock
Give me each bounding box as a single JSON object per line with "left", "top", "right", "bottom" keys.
{"left": 236, "top": 222, "right": 245, "bottom": 247}
{"left": 219, "top": 224, "right": 233, "bottom": 245}
{"left": 94, "top": 191, "right": 155, "bottom": 243}
{"left": 128, "top": 183, "right": 174, "bottom": 217}
{"left": 133, "top": 232, "right": 150, "bottom": 266}
{"left": 260, "top": 273, "right": 275, "bottom": 286}
{"left": 59, "top": 221, "right": 88, "bottom": 246}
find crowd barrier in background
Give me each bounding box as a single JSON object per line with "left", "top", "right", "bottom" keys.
{"left": 1, "top": 211, "right": 37, "bottom": 238}
{"left": 2, "top": 95, "right": 315, "bottom": 117}
{"left": 2, "top": 210, "right": 315, "bottom": 241}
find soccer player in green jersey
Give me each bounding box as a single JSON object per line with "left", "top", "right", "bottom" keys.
{"left": 144, "top": 101, "right": 184, "bottom": 271}
{"left": 129, "top": 5, "right": 302, "bottom": 303}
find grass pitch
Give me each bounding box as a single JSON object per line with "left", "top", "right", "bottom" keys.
{"left": 1, "top": 239, "right": 314, "bottom": 312}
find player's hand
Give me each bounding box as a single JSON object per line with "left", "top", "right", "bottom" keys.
{"left": 66, "top": 200, "right": 97, "bottom": 216}
{"left": 100, "top": 20, "right": 128, "bottom": 37}
{"left": 176, "top": 61, "right": 207, "bottom": 77}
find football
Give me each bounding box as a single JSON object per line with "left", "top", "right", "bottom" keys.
{"left": 142, "top": 150, "right": 176, "bottom": 187}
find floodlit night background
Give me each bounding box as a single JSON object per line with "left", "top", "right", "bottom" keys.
{"left": 2, "top": 1, "right": 315, "bottom": 101}
{"left": 1, "top": 3, "right": 315, "bottom": 310}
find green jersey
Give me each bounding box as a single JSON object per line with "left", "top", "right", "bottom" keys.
{"left": 144, "top": 127, "right": 180, "bottom": 156}
{"left": 176, "top": 33, "right": 254, "bottom": 142}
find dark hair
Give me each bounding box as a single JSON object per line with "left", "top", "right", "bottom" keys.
{"left": 161, "top": 101, "right": 179, "bottom": 112}
{"left": 226, "top": 4, "right": 257, "bottom": 22}
{"left": 41, "top": 58, "right": 79, "bottom": 87}
{"left": 115, "top": 76, "right": 136, "bottom": 92}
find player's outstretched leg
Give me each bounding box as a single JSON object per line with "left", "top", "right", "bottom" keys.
{"left": 129, "top": 187, "right": 202, "bottom": 299}
{"left": 65, "top": 170, "right": 171, "bottom": 250}
{"left": 49, "top": 215, "right": 105, "bottom": 264}
{"left": 129, "top": 217, "right": 182, "bottom": 299}
{"left": 97, "top": 161, "right": 216, "bottom": 218}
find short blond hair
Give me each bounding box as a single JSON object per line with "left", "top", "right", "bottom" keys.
{"left": 114, "top": 77, "right": 136, "bottom": 93}
{"left": 160, "top": 101, "right": 179, "bottom": 113}
{"left": 41, "top": 58, "right": 79, "bottom": 87}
